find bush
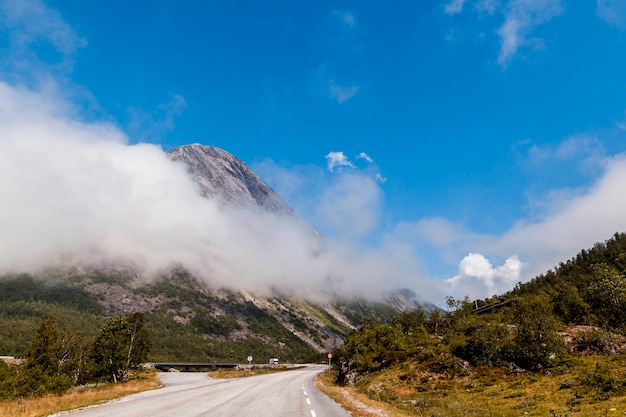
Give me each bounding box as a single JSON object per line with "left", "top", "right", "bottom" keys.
{"left": 510, "top": 297, "right": 565, "bottom": 370}
{"left": 448, "top": 318, "right": 511, "bottom": 367}
{"left": 577, "top": 362, "right": 626, "bottom": 396}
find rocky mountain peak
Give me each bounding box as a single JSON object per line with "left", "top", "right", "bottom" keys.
{"left": 168, "top": 144, "right": 295, "bottom": 216}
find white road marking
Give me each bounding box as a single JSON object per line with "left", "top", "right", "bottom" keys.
{"left": 310, "top": 410, "right": 317, "bottom": 417}
{"left": 303, "top": 390, "right": 308, "bottom": 396}
{"left": 306, "top": 398, "right": 311, "bottom": 405}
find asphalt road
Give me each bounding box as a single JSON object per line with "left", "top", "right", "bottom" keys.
{"left": 53, "top": 365, "right": 351, "bottom": 417}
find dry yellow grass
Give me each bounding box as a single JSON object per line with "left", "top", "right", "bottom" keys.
{"left": 316, "top": 370, "right": 415, "bottom": 417}
{"left": 316, "top": 356, "right": 626, "bottom": 416}
{"left": 0, "top": 371, "right": 161, "bottom": 417}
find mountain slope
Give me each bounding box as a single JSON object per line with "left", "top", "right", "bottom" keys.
{"left": 0, "top": 267, "right": 397, "bottom": 361}
{"left": 168, "top": 144, "right": 296, "bottom": 215}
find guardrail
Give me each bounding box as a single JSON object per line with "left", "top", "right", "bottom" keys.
{"left": 472, "top": 299, "right": 510, "bottom": 315}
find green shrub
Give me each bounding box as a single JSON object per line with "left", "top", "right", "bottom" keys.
{"left": 576, "top": 362, "right": 626, "bottom": 395}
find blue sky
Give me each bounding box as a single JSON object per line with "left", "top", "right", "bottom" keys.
{"left": 1, "top": 0, "right": 626, "bottom": 301}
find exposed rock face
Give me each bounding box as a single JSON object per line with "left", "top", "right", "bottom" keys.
{"left": 84, "top": 282, "right": 165, "bottom": 315}
{"left": 168, "top": 144, "right": 296, "bottom": 216}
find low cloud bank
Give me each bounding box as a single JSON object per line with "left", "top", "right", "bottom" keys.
{"left": 0, "top": 81, "right": 443, "bottom": 302}
{"left": 3, "top": 0, "right": 626, "bottom": 305}
{"left": 4, "top": 80, "right": 626, "bottom": 303}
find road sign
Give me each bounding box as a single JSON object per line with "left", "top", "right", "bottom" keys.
{"left": 247, "top": 356, "right": 253, "bottom": 374}
{"left": 327, "top": 353, "right": 332, "bottom": 359}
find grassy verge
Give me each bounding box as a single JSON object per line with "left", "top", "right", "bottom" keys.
{"left": 316, "top": 370, "right": 414, "bottom": 417}
{"left": 317, "top": 356, "right": 626, "bottom": 416}
{"left": 0, "top": 371, "right": 161, "bottom": 417}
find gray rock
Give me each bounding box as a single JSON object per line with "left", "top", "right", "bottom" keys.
{"left": 168, "top": 144, "right": 296, "bottom": 216}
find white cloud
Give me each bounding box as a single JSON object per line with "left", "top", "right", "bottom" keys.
{"left": 252, "top": 160, "right": 314, "bottom": 205}
{"left": 497, "top": 17, "right": 523, "bottom": 65}
{"left": 357, "top": 152, "right": 373, "bottom": 163}
{"left": 475, "top": 155, "right": 626, "bottom": 291}
{"left": 496, "top": 0, "right": 563, "bottom": 66}
{"left": 325, "top": 151, "right": 354, "bottom": 172}
{"left": 0, "top": 85, "right": 227, "bottom": 274}
{"left": 0, "top": 0, "right": 86, "bottom": 76}
{"left": 257, "top": 154, "right": 389, "bottom": 238}
{"left": 262, "top": 155, "right": 382, "bottom": 240}
{"left": 253, "top": 158, "right": 445, "bottom": 302}
{"left": 0, "top": 84, "right": 443, "bottom": 301}
{"left": 255, "top": 138, "right": 626, "bottom": 302}
{"left": 445, "top": 28, "right": 457, "bottom": 41}
{"left": 597, "top": 0, "right": 626, "bottom": 28}
{"left": 493, "top": 155, "right": 626, "bottom": 276}
{"left": 515, "top": 135, "right": 606, "bottom": 219}
{"left": 328, "top": 80, "right": 360, "bottom": 103}
{"left": 316, "top": 173, "right": 383, "bottom": 240}
{"left": 444, "top": 0, "right": 468, "bottom": 15}
{"left": 332, "top": 10, "right": 357, "bottom": 28}
{"left": 475, "top": 0, "right": 501, "bottom": 15}
{"left": 318, "top": 9, "right": 362, "bottom": 105}
{"left": 447, "top": 253, "right": 523, "bottom": 299}
{"left": 385, "top": 149, "right": 626, "bottom": 300}
{"left": 442, "top": 0, "right": 563, "bottom": 67}
{"left": 521, "top": 134, "right": 605, "bottom": 174}
{"left": 126, "top": 94, "right": 187, "bottom": 143}
{"left": 323, "top": 151, "right": 386, "bottom": 184}
{"left": 387, "top": 217, "right": 491, "bottom": 273}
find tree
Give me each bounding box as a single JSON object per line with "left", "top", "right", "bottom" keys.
{"left": 588, "top": 263, "right": 626, "bottom": 329}
{"left": 447, "top": 315, "right": 511, "bottom": 367}
{"left": 391, "top": 309, "right": 429, "bottom": 344}
{"left": 25, "top": 316, "right": 60, "bottom": 376}
{"left": 334, "top": 317, "right": 407, "bottom": 373}
{"left": 23, "top": 316, "right": 75, "bottom": 395}
{"left": 550, "top": 282, "right": 591, "bottom": 325}
{"left": 92, "top": 313, "right": 152, "bottom": 383}
{"left": 510, "top": 296, "right": 564, "bottom": 370}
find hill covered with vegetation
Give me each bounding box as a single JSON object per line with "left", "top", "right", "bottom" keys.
{"left": 331, "top": 232, "right": 626, "bottom": 416}
{"left": 0, "top": 265, "right": 397, "bottom": 364}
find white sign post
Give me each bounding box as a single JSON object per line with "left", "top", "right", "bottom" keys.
{"left": 247, "top": 356, "right": 253, "bottom": 373}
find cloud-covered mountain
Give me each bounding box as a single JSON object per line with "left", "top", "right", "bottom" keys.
{"left": 0, "top": 137, "right": 410, "bottom": 358}
{"left": 0, "top": 79, "right": 447, "bottom": 305}
{"left": 165, "top": 143, "right": 437, "bottom": 312}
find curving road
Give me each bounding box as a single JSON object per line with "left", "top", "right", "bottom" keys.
{"left": 53, "top": 365, "right": 350, "bottom": 417}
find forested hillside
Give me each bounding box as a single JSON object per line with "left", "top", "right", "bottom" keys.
{"left": 508, "top": 231, "right": 626, "bottom": 329}
{"left": 331, "top": 232, "right": 626, "bottom": 415}
{"left": 0, "top": 266, "right": 396, "bottom": 363}
{"left": 0, "top": 263, "right": 402, "bottom": 402}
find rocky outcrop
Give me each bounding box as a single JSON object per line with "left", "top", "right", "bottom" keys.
{"left": 168, "top": 144, "right": 296, "bottom": 216}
